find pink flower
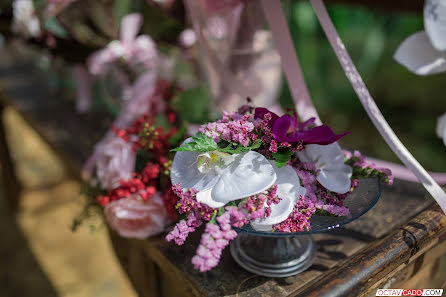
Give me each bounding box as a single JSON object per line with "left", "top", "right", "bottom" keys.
{"left": 191, "top": 212, "right": 238, "bottom": 272}
{"left": 165, "top": 213, "right": 203, "bottom": 245}
{"left": 96, "top": 136, "right": 136, "bottom": 190}
{"left": 105, "top": 193, "right": 168, "bottom": 239}
{"left": 88, "top": 13, "right": 158, "bottom": 76}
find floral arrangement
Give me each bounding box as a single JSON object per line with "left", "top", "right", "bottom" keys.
{"left": 10, "top": 0, "right": 402, "bottom": 274}
{"left": 76, "top": 101, "right": 393, "bottom": 272}
{"left": 73, "top": 80, "right": 186, "bottom": 238}
{"left": 165, "top": 105, "right": 393, "bottom": 272}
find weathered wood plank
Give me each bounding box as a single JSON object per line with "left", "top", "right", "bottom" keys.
{"left": 293, "top": 205, "right": 446, "bottom": 297}
{"left": 362, "top": 240, "right": 446, "bottom": 296}
{"left": 346, "top": 180, "right": 432, "bottom": 239}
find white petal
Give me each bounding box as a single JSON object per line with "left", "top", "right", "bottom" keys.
{"left": 317, "top": 166, "right": 352, "bottom": 194}
{"left": 251, "top": 164, "right": 306, "bottom": 231}
{"left": 436, "top": 113, "right": 446, "bottom": 146}
{"left": 170, "top": 138, "right": 219, "bottom": 191}
{"left": 424, "top": 0, "right": 446, "bottom": 51}
{"left": 211, "top": 151, "right": 276, "bottom": 204}
{"left": 443, "top": 125, "right": 446, "bottom": 146}
{"left": 273, "top": 163, "right": 306, "bottom": 199}
{"left": 394, "top": 31, "right": 446, "bottom": 75}
{"left": 297, "top": 143, "right": 352, "bottom": 194}
{"left": 297, "top": 143, "right": 344, "bottom": 168}
{"left": 196, "top": 187, "right": 225, "bottom": 209}
{"left": 250, "top": 195, "right": 294, "bottom": 231}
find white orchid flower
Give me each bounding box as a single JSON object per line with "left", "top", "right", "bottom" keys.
{"left": 394, "top": 0, "right": 446, "bottom": 75}
{"left": 297, "top": 143, "right": 352, "bottom": 194}
{"left": 437, "top": 113, "right": 446, "bottom": 145}
{"left": 251, "top": 162, "right": 306, "bottom": 232}
{"left": 171, "top": 139, "right": 277, "bottom": 208}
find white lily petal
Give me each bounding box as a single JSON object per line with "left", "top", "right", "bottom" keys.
{"left": 170, "top": 138, "right": 220, "bottom": 191}
{"left": 297, "top": 143, "right": 352, "bottom": 194}
{"left": 211, "top": 151, "right": 276, "bottom": 204}
{"left": 196, "top": 187, "right": 225, "bottom": 209}
{"left": 394, "top": 31, "right": 446, "bottom": 76}
{"left": 424, "top": 0, "right": 446, "bottom": 51}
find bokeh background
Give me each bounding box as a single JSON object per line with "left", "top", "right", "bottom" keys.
{"left": 1, "top": 1, "right": 445, "bottom": 297}
{"left": 281, "top": 2, "right": 446, "bottom": 172}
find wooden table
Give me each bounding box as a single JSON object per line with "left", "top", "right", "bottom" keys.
{"left": 1, "top": 41, "right": 445, "bottom": 297}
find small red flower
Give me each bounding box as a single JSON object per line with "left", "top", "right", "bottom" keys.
{"left": 97, "top": 195, "right": 110, "bottom": 206}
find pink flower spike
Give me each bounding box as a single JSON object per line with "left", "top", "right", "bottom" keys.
{"left": 190, "top": 211, "right": 239, "bottom": 272}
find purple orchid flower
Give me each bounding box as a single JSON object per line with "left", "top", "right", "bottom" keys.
{"left": 254, "top": 107, "right": 349, "bottom": 145}
{"left": 255, "top": 107, "right": 279, "bottom": 126}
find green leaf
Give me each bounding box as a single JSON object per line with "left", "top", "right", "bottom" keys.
{"left": 154, "top": 114, "right": 170, "bottom": 130}
{"left": 173, "top": 86, "right": 211, "bottom": 123}
{"left": 44, "top": 17, "right": 68, "bottom": 38}
{"left": 209, "top": 211, "right": 218, "bottom": 224}
{"left": 171, "top": 133, "right": 218, "bottom": 152}
{"left": 168, "top": 124, "right": 188, "bottom": 147}
{"left": 90, "top": 82, "right": 119, "bottom": 116}
{"left": 218, "top": 139, "right": 262, "bottom": 154}
{"left": 272, "top": 150, "right": 294, "bottom": 168}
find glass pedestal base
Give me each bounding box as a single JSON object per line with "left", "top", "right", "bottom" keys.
{"left": 230, "top": 233, "right": 316, "bottom": 277}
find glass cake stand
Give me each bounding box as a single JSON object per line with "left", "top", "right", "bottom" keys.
{"left": 230, "top": 178, "right": 382, "bottom": 277}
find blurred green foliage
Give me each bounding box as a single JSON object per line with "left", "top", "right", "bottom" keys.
{"left": 279, "top": 2, "right": 445, "bottom": 171}
{"left": 173, "top": 85, "right": 212, "bottom": 123}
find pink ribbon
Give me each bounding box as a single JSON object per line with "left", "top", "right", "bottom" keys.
{"left": 259, "top": 0, "right": 321, "bottom": 125}
{"left": 260, "top": 0, "right": 446, "bottom": 214}
{"left": 367, "top": 157, "right": 446, "bottom": 185}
